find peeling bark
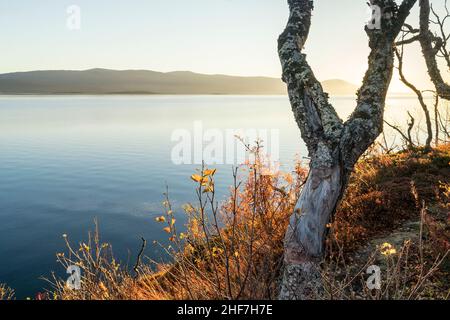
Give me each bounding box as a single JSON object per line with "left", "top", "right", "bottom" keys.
{"left": 278, "top": 0, "right": 417, "bottom": 300}
{"left": 279, "top": 166, "right": 343, "bottom": 299}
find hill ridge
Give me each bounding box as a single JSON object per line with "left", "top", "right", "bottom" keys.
{"left": 0, "top": 69, "right": 359, "bottom": 96}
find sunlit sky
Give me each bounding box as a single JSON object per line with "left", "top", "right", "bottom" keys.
{"left": 0, "top": 0, "right": 448, "bottom": 93}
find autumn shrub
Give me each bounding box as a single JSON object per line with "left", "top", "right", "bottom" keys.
{"left": 52, "top": 146, "right": 307, "bottom": 300}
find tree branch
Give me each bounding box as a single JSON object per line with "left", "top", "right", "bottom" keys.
{"left": 395, "top": 45, "right": 433, "bottom": 150}
{"left": 384, "top": 113, "right": 416, "bottom": 149}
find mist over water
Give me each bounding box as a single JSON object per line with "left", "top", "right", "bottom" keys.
{"left": 0, "top": 95, "right": 432, "bottom": 297}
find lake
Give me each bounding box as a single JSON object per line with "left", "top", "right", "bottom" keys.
{"left": 0, "top": 95, "right": 429, "bottom": 298}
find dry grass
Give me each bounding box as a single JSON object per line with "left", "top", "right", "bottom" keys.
{"left": 43, "top": 144, "right": 449, "bottom": 300}
{"left": 0, "top": 284, "right": 15, "bottom": 300}
{"left": 323, "top": 201, "right": 449, "bottom": 300}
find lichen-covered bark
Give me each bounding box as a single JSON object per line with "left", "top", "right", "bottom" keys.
{"left": 278, "top": 0, "right": 344, "bottom": 164}
{"left": 278, "top": 0, "right": 417, "bottom": 300}
{"left": 419, "top": 0, "right": 450, "bottom": 101}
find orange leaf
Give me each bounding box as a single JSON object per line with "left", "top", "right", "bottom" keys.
{"left": 191, "top": 174, "right": 203, "bottom": 183}
{"left": 203, "top": 169, "right": 217, "bottom": 177}
{"left": 155, "top": 216, "right": 166, "bottom": 223}
{"left": 203, "top": 185, "right": 214, "bottom": 193}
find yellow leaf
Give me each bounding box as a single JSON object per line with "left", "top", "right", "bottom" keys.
{"left": 203, "top": 185, "right": 214, "bottom": 193}
{"left": 203, "top": 169, "right": 217, "bottom": 177}
{"left": 380, "top": 242, "right": 397, "bottom": 256}
{"left": 201, "top": 177, "right": 210, "bottom": 184}
{"left": 163, "top": 227, "right": 171, "bottom": 234}
{"left": 155, "top": 216, "right": 166, "bottom": 223}
{"left": 191, "top": 174, "right": 203, "bottom": 183}
{"left": 212, "top": 247, "right": 224, "bottom": 257}
{"left": 99, "top": 282, "right": 108, "bottom": 292}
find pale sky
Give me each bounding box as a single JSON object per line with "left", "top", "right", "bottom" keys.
{"left": 0, "top": 0, "right": 448, "bottom": 93}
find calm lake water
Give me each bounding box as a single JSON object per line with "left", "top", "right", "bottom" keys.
{"left": 0, "top": 95, "right": 428, "bottom": 298}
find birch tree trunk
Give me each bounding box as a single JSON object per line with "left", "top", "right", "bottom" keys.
{"left": 278, "top": 0, "right": 417, "bottom": 300}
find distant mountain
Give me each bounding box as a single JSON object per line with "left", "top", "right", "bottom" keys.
{"left": 322, "top": 79, "right": 359, "bottom": 96}
{"left": 0, "top": 69, "right": 359, "bottom": 96}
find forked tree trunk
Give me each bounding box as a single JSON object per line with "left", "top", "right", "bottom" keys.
{"left": 278, "top": 0, "right": 417, "bottom": 300}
